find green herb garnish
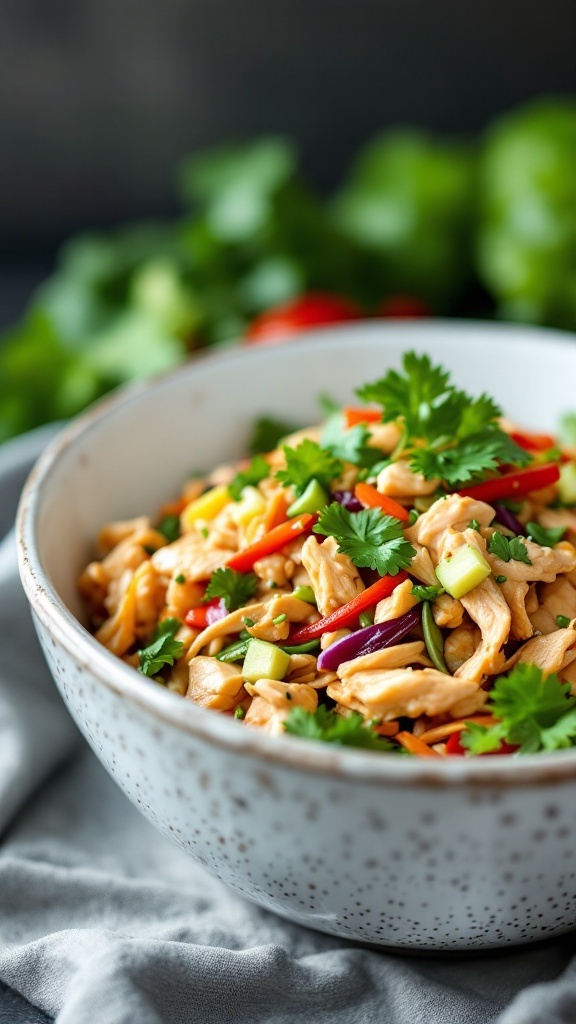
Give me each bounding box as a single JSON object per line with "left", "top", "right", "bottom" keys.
{"left": 284, "top": 706, "right": 398, "bottom": 751}
{"left": 276, "top": 439, "right": 343, "bottom": 496}
{"left": 157, "top": 514, "right": 181, "bottom": 544}
{"left": 249, "top": 416, "right": 298, "bottom": 455}
{"left": 204, "top": 567, "right": 258, "bottom": 612}
{"left": 411, "top": 583, "right": 444, "bottom": 602}
{"left": 526, "top": 521, "right": 567, "bottom": 547}
{"left": 356, "top": 352, "right": 530, "bottom": 486}
{"left": 313, "top": 502, "right": 415, "bottom": 576}
{"left": 138, "top": 618, "right": 184, "bottom": 677}
{"left": 556, "top": 615, "right": 572, "bottom": 629}
{"left": 488, "top": 531, "right": 532, "bottom": 565}
{"left": 228, "top": 455, "right": 270, "bottom": 501}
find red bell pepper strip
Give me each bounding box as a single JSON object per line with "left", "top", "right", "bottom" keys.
{"left": 509, "top": 430, "right": 557, "bottom": 453}
{"left": 457, "top": 463, "right": 560, "bottom": 504}
{"left": 445, "top": 730, "right": 519, "bottom": 756}
{"left": 289, "top": 570, "right": 409, "bottom": 643}
{"left": 343, "top": 407, "right": 382, "bottom": 429}
{"left": 185, "top": 598, "right": 225, "bottom": 630}
{"left": 226, "top": 513, "right": 317, "bottom": 573}
{"left": 354, "top": 482, "right": 410, "bottom": 523}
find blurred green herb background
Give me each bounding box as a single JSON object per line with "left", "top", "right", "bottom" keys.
{"left": 2, "top": 95, "right": 576, "bottom": 443}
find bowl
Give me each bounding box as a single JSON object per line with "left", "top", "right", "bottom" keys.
{"left": 17, "top": 320, "right": 576, "bottom": 952}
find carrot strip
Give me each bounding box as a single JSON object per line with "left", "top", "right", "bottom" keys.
{"left": 395, "top": 731, "right": 441, "bottom": 758}
{"left": 374, "top": 720, "right": 399, "bottom": 737}
{"left": 417, "top": 716, "right": 499, "bottom": 745}
{"left": 289, "top": 571, "right": 409, "bottom": 642}
{"left": 263, "top": 491, "right": 289, "bottom": 533}
{"left": 226, "top": 513, "right": 317, "bottom": 573}
{"left": 344, "top": 407, "right": 382, "bottom": 429}
{"left": 354, "top": 482, "right": 410, "bottom": 522}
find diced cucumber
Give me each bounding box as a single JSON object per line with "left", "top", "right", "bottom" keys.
{"left": 435, "top": 544, "right": 491, "bottom": 599}
{"left": 558, "top": 463, "right": 576, "bottom": 505}
{"left": 291, "top": 584, "right": 316, "bottom": 604}
{"left": 242, "top": 638, "right": 291, "bottom": 683}
{"left": 287, "top": 478, "right": 329, "bottom": 517}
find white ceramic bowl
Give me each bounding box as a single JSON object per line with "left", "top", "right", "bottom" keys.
{"left": 17, "top": 321, "right": 576, "bottom": 951}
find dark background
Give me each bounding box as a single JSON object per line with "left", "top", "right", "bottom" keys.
{"left": 2, "top": 0, "right": 576, "bottom": 325}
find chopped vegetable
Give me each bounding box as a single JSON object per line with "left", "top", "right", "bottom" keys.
{"left": 313, "top": 502, "right": 415, "bottom": 576}
{"left": 411, "top": 583, "right": 444, "bottom": 602}
{"left": 289, "top": 571, "right": 409, "bottom": 643}
{"left": 354, "top": 482, "right": 410, "bottom": 522}
{"left": 343, "top": 407, "right": 381, "bottom": 429}
{"left": 458, "top": 463, "right": 561, "bottom": 503}
{"left": 185, "top": 598, "right": 227, "bottom": 630}
{"left": 492, "top": 503, "right": 524, "bottom": 536}
{"left": 331, "top": 489, "right": 364, "bottom": 512}
{"left": 356, "top": 352, "right": 530, "bottom": 486}
{"left": 286, "top": 478, "right": 329, "bottom": 517}
{"left": 180, "top": 485, "right": 231, "bottom": 527}
{"left": 245, "top": 292, "right": 362, "bottom": 343}
{"left": 395, "top": 731, "right": 441, "bottom": 757}
{"left": 284, "top": 706, "right": 397, "bottom": 751}
{"left": 203, "top": 567, "right": 259, "bottom": 611}
{"left": 435, "top": 544, "right": 491, "bottom": 599}
{"left": 216, "top": 638, "right": 252, "bottom": 663}
{"left": 226, "top": 512, "right": 317, "bottom": 573}
{"left": 278, "top": 639, "right": 320, "bottom": 654}
{"left": 290, "top": 585, "right": 316, "bottom": 604}
{"left": 487, "top": 532, "right": 532, "bottom": 565}
{"left": 556, "top": 615, "right": 572, "bottom": 629}
{"left": 316, "top": 605, "right": 422, "bottom": 671}
{"left": 558, "top": 463, "right": 576, "bottom": 505}
{"left": 461, "top": 664, "right": 576, "bottom": 754}
{"left": 421, "top": 601, "right": 448, "bottom": 673}
{"left": 138, "top": 618, "right": 184, "bottom": 677}
{"left": 242, "top": 639, "right": 291, "bottom": 683}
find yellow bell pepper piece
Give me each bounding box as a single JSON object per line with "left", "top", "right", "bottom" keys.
{"left": 230, "top": 486, "right": 267, "bottom": 528}
{"left": 180, "top": 485, "right": 231, "bottom": 530}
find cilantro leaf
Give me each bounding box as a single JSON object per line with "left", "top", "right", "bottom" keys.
{"left": 203, "top": 567, "right": 258, "bottom": 611}
{"left": 411, "top": 583, "right": 444, "bottom": 601}
{"left": 356, "top": 352, "right": 531, "bottom": 486}
{"left": 249, "top": 416, "right": 297, "bottom": 456}
{"left": 460, "top": 720, "right": 507, "bottom": 755}
{"left": 314, "top": 501, "right": 415, "bottom": 576}
{"left": 228, "top": 455, "right": 270, "bottom": 500}
{"left": 157, "top": 514, "right": 180, "bottom": 544}
{"left": 526, "top": 521, "right": 566, "bottom": 547}
{"left": 321, "top": 413, "right": 383, "bottom": 470}
{"left": 284, "top": 706, "right": 397, "bottom": 751}
{"left": 488, "top": 531, "right": 532, "bottom": 565}
{"left": 461, "top": 663, "right": 576, "bottom": 755}
{"left": 276, "top": 440, "right": 343, "bottom": 496}
{"left": 138, "top": 618, "right": 184, "bottom": 677}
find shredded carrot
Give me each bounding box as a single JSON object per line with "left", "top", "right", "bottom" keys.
{"left": 159, "top": 497, "right": 188, "bottom": 517}
{"left": 395, "top": 731, "right": 441, "bottom": 758}
{"left": 354, "top": 482, "right": 410, "bottom": 522}
{"left": 374, "top": 720, "right": 399, "bottom": 737}
{"left": 417, "top": 715, "right": 499, "bottom": 745}
{"left": 343, "top": 407, "right": 382, "bottom": 429}
{"left": 263, "top": 490, "right": 289, "bottom": 532}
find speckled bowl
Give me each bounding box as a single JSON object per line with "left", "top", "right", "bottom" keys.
{"left": 17, "top": 321, "right": 576, "bottom": 951}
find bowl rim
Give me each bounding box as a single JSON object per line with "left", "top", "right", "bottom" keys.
{"left": 16, "top": 318, "right": 576, "bottom": 788}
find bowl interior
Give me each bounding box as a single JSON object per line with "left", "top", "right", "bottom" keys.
{"left": 30, "top": 321, "right": 576, "bottom": 627}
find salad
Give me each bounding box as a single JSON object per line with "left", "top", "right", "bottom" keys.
{"left": 79, "top": 353, "right": 576, "bottom": 757}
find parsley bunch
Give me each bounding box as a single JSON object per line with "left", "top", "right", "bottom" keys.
{"left": 138, "top": 618, "right": 184, "bottom": 677}
{"left": 461, "top": 663, "right": 576, "bottom": 755}
{"left": 276, "top": 439, "right": 343, "bottom": 496}
{"left": 203, "top": 567, "right": 258, "bottom": 611}
{"left": 314, "top": 502, "right": 415, "bottom": 576}
{"left": 356, "top": 352, "right": 531, "bottom": 486}
{"left": 284, "top": 706, "right": 398, "bottom": 751}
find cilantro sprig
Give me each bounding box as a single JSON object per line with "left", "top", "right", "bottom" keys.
{"left": 411, "top": 583, "right": 444, "bottom": 601}
{"left": 276, "top": 439, "right": 343, "bottom": 496}
{"left": 356, "top": 352, "right": 531, "bottom": 486}
{"left": 526, "top": 521, "right": 566, "bottom": 547}
{"left": 156, "top": 514, "right": 180, "bottom": 544}
{"left": 314, "top": 501, "right": 415, "bottom": 576}
{"left": 248, "top": 416, "right": 298, "bottom": 456}
{"left": 203, "top": 567, "right": 258, "bottom": 611}
{"left": 284, "top": 706, "right": 398, "bottom": 751}
{"left": 228, "top": 455, "right": 270, "bottom": 500}
{"left": 321, "top": 413, "right": 384, "bottom": 471}
{"left": 461, "top": 663, "right": 576, "bottom": 755}
{"left": 138, "top": 618, "right": 184, "bottom": 677}
{"left": 487, "top": 531, "right": 532, "bottom": 565}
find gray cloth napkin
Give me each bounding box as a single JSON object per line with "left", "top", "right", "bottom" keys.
{"left": 1, "top": 431, "right": 576, "bottom": 1024}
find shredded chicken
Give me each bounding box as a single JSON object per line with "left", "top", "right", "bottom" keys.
{"left": 485, "top": 539, "right": 576, "bottom": 584}
{"left": 502, "top": 622, "right": 576, "bottom": 676}
{"left": 376, "top": 459, "right": 440, "bottom": 499}
{"left": 186, "top": 656, "right": 246, "bottom": 711}
{"left": 374, "top": 579, "right": 419, "bottom": 624}
{"left": 243, "top": 680, "right": 318, "bottom": 735}
{"left": 186, "top": 594, "right": 315, "bottom": 659}
{"left": 329, "top": 666, "right": 479, "bottom": 721}
{"left": 300, "top": 535, "right": 364, "bottom": 616}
